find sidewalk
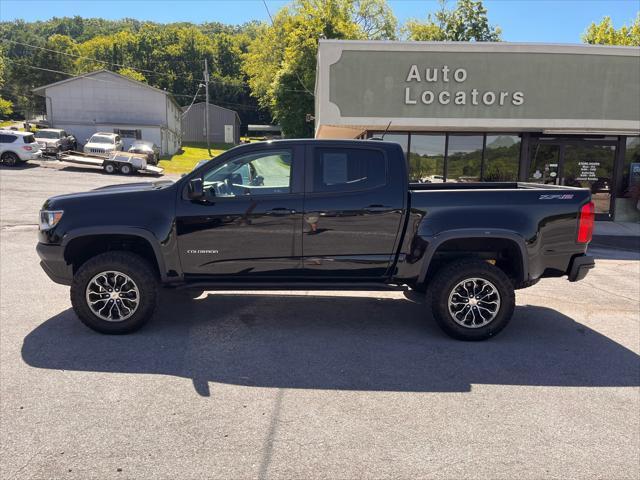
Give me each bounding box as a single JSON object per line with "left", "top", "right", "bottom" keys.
{"left": 592, "top": 221, "right": 640, "bottom": 252}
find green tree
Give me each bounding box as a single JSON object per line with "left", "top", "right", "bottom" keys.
{"left": 354, "top": 0, "right": 398, "bottom": 40}
{"left": 118, "top": 67, "right": 146, "bottom": 82}
{"left": 404, "top": 0, "right": 501, "bottom": 41}
{"left": 0, "top": 17, "right": 278, "bottom": 125}
{"left": 582, "top": 13, "right": 640, "bottom": 46}
{"left": 0, "top": 48, "right": 13, "bottom": 116}
{"left": 243, "top": 0, "right": 396, "bottom": 137}
{"left": 31, "top": 34, "right": 79, "bottom": 84}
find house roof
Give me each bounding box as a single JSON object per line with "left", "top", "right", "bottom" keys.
{"left": 32, "top": 69, "right": 180, "bottom": 108}
{"left": 182, "top": 102, "right": 241, "bottom": 124}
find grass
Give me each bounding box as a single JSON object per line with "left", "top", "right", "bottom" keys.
{"left": 158, "top": 142, "right": 233, "bottom": 174}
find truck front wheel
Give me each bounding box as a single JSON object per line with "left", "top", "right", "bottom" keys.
{"left": 70, "top": 251, "right": 158, "bottom": 334}
{"left": 429, "top": 259, "right": 515, "bottom": 341}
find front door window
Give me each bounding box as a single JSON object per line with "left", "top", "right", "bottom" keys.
{"left": 563, "top": 144, "right": 615, "bottom": 216}
{"left": 529, "top": 144, "right": 560, "bottom": 185}
{"left": 529, "top": 139, "right": 616, "bottom": 218}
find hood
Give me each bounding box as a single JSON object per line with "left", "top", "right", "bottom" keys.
{"left": 35, "top": 138, "right": 60, "bottom": 145}
{"left": 93, "top": 180, "right": 174, "bottom": 192}
{"left": 43, "top": 180, "right": 174, "bottom": 207}
{"left": 85, "top": 142, "right": 116, "bottom": 150}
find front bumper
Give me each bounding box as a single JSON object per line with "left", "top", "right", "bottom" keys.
{"left": 567, "top": 254, "right": 595, "bottom": 282}
{"left": 36, "top": 242, "right": 73, "bottom": 286}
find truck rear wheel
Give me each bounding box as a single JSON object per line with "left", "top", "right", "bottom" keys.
{"left": 429, "top": 259, "right": 515, "bottom": 341}
{"left": 70, "top": 251, "right": 158, "bottom": 334}
{"left": 120, "top": 164, "right": 132, "bottom": 175}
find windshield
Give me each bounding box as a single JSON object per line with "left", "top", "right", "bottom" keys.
{"left": 36, "top": 131, "right": 60, "bottom": 139}
{"left": 90, "top": 135, "right": 114, "bottom": 144}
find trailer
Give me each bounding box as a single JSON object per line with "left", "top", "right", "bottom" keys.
{"left": 56, "top": 151, "right": 164, "bottom": 176}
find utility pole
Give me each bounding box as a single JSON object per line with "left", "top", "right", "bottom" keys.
{"left": 204, "top": 59, "right": 211, "bottom": 156}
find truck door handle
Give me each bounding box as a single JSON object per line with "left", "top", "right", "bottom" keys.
{"left": 364, "top": 204, "right": 391, "bottom": 212}
{"left": 268, "top": 207, "right": 296, "bottom": 216}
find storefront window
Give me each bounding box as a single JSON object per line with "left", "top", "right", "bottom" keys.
{"left": 446, "top": 135, "right": 483, "bottom": 182}
{"left": 616, "top": 136, "right": 640, "bottom": 222}
{"left": 379, "top": 133, "right": 408, "bottom": 155}
{"left": 484, "top": 135, "right": 520, "bottom": 181}
{"left": 408, "top": 134, "right": 445, "bottom": 183}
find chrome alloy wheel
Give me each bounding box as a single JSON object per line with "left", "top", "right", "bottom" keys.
{"left": 85, "top": 271, "right": 140, "bottom": 322}
{"left": 447, "top": 277, "right": 501, "bottom": 328}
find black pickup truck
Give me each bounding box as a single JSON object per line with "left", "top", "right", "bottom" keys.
{"left": 37, "top": 139, "right": 595, "bottom": 340}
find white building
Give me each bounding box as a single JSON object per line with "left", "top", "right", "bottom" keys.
{"left": 33, "top": 70, "right": 182, "bottom": 155}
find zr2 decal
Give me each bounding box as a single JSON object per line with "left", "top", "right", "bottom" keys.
{"left": 539, "top": 194, "right": 575, "bottom": 200}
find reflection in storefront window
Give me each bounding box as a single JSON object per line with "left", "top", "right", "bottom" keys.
{"left": 446, "top": 135, "right": 483, "bottom": 182}
{"left": 408, "top": 134, "right": 445, "bottom": 183}
{"left": 617, "top": 136, "right": 640, "bottom": 222}
{"left": 484, "top": 135, "right": 520, "bottom": 181}
{"left": 378, "top": 133, "right": 408, "bottom": 155}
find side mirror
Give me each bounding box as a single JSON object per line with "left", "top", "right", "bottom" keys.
{"left": 187, "top": 177, "right": 205, "bottom": 200}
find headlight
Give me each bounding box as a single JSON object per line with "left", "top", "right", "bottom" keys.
{"left": 39, "top": 210, "right": 64, "bottom": 231}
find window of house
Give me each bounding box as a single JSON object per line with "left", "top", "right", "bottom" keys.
{"left": 114, "top": 129, "right": 142, "bottom": 140}
{"left": 313, "top": 148, "right": 386, "bottom": 193}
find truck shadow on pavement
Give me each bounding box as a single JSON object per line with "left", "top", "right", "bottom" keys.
{"left": 22, "top": 293, "right": 640, "bottom": 397}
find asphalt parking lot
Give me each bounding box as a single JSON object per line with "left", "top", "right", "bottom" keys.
{"left": 1, "top": 160, "right": 639, "bottom": 479}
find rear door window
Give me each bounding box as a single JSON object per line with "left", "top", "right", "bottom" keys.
{"left": 312, "top": 148, "right": 386, "bottom": 193}
{"left": 0, "top": 134, "right": 17, "bottom": 143}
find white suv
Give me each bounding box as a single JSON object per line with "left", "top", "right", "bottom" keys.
{"left": 0, "top": 130, "right": 43, "bottom": 166}
{"left": 83, "top": 132, "right": 124, "bottom": 156}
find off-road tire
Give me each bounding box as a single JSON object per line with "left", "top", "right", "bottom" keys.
{"left": 429, "top": 259, "right": 515, "bottom": 341}
{"left": 70, "top": 251, "right": 158, "bottom": 334}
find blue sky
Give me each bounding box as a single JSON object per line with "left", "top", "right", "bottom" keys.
{"left": 0, "top": 0, "right": 638, "bottom": 43}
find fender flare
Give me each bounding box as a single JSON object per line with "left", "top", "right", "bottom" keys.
{"left": 61, "top": 226, "right": 170, "bottom": 281}
{"left": 417, "top": 228, "right": 529, "bottom": 284}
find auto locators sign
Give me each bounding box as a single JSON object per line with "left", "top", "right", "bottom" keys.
{"left": 403, "top": 64, "right": 525, "bottom": 107}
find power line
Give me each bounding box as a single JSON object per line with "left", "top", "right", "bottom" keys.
{"left": 1, "top": 60, "right": 262, "bottom": 111}
{"left": 2, "top": 38, "right": 198, "bottom": 82}
{"left": 261, "top": 0, "right": 314, "bottom": 97}
{"left": 181, "top": 84, "right": 204, "bottom": 117}
{"left": 1, "top": 38, "right": 309, "bottom": 93}
{"left": 3, "top": 58, "right": 201, "bottom": 97}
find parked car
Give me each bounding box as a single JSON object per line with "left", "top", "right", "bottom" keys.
{"left": 83, "top": 132, "right": 124, "bottom": 156}
{"left": 34, "top": 128, "right": 77, "bottom": 155}
{"left": 37, "top": 139, "right": 595, "bottom": 340}
{"left": 0, "top": 129, "right": 42, "bottom": 166}
{"left": 128, "top": 140, "right": 160, "bottom": 165}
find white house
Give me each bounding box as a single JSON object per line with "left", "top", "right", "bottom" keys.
{"left": 33, "top": 70, "right": 182, "bottom": 155}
